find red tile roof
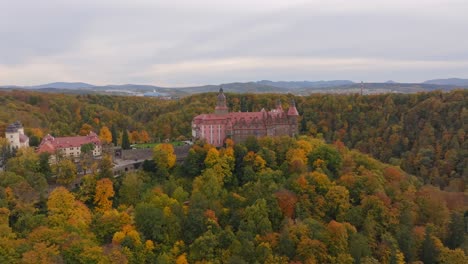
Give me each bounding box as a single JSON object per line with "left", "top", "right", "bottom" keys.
{"left": 287, "top": 106, "right": 299, "bottom": 116}
{"left": 37, "top": 132, "right": 101, "bottom": 154}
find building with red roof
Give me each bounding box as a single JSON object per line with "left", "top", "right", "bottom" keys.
{"left": 37, "top": 131, "right": 102, "bottom": 162}
{"left": 192, "top": 88, "right": 299, "bottom": 147}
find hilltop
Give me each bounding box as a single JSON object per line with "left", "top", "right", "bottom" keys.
{"left": 2, "top": 78, "right": 468, "bottom": 97}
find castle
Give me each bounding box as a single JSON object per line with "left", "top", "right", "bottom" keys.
{"left": 37, "top": 132, "right": 102, "bottom": 163}
{"left": 5, "top": 121, "right": 29, "bottom": 150}
{"left": 192, "top": 88, "right": 299, "bottom": 147}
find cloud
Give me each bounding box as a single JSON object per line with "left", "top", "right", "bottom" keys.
{"left": 1, "top": 0, "right": 467, "bottom": 85}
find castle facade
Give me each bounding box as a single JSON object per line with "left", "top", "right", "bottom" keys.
{"left": 37, "top": 132, "right": 102, "bottom": 163}
{"left": 5, "top": 121, "right": 29, "bottom": 150}
{"left": 192, "top": 88, "right": 299, "bottom": 147}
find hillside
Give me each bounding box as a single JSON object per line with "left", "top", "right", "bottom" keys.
{"left": 0, "top": 89, "right": 466, "bottom": 189}
{"left": 2, "top": 80, "right": 467, "bottom": 97}
{"left": 0, "top": 134, "right": 466, "bottom": 263}
{"left": 424, "top": 78, "right": 468, "bottom": 86}
{"left": 256, "top": 80, "right": 354, "bottom": 89}
{"left": 0, "top": 89, "right": 467, "bottom": 263}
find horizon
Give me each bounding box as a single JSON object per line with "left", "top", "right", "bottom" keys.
{"left": 1, "top": 0, "right": 468, "bottom": 86}
{"left": 2, "top": 77, "right": 468, "bottom": 89}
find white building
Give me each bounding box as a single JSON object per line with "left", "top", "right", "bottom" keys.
{"left": 5, "top": 121, "right": 29, "bottom": 150}
{"left": 37, "top": 132, "right": 102, "bottom": 163}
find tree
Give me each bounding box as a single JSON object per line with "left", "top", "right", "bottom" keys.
{"left": 79, "top": 123, "right": 93, "bottom": 136}
{"left": 81, "top": 143, "right": 94, "bottom": 154}
{"left": 239, "top": 199, "right": 272, "bottom": 236}
{"left": 99, "top": 126, "right": 112, "bottom": 144}
{"left": 308, "top": 144, "right": 342, "bottom": 178}
{"left": 47, "top": 187, "right": 83, "bottom": 227}
{"left": 275, "top": 189, "right": 298, "bottom": 219}
{"left": 22, "top": 242, "right": 62, "bottom": 264}
{"left": 119, "top": 172, "right": 144, "bottom": 206}
{"left": 97, "top": 154, "right": 113, "bottom": 179}
{"left": 130, "top": 131, "right": 140, "bottom": 144}
{"left": 38, "top": 152, "right": 52, "bottom": 179}
{"left": 122, "top": 129, "right": 131, "bottom": 149}
{"left": 286, "top": 148, "right": 307, "bottom": 173}
{"left": 111, "top": 125, "right": 118, "bottom": 146}
{"left": 325, "top": 185, "right": 350, "bottom": 221}
{"left": 153, "top": 143, "right": 176, "bottom": 170}
{"left": 140, "top": 130, "right": 150, "bottom": 143}
{"left": 94, "top": 178, "right": 114, "bottom": 212}
{"left": 55, "top": 159, "right": 77, "bottom": 186}
{"left": 445, "top": 211, "right": 465, "bottom": 249}
{"left": 422, "top": 227, "right": 439, "bottom": 264}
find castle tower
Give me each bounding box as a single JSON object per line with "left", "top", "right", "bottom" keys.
{"left": 287, "top": 99, "right": 299, "bottom": 117}
{"left": 215, "top": 87, "right": 229, "bottom": 115}
{"left": 5, "top": 124, "right": 20, "bottom": 150}
{"left": 276, "top": 99, "right": 283, "bottom": 112}
{"left": 5, "top": 121, "right": 29, "bottom": 150}
{"left": 287, "top": 99, "right": 299, "bottom": 137}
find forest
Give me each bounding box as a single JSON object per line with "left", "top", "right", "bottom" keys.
{"left": 0, "top": 89, "right": 466, "bottom": 188}
{"left": 0, "top": 89, "right": 466, "bottom": 263}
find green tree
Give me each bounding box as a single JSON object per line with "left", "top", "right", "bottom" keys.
{"left": 111, "top": 125, "right": 118, "bottom": 146}
{"left": 239, "top": 199, "right": 272, "bottom": 236}
{"left": 422, "top": 227, "right": 439, "bottom": 264}
{"left": 445, "top": 211, "right": 465, "bottom": 249}
{"left": 55, "top": 159, "right": 77, "bottom": 186}
{"left": 122, "top": 129, "right": 131, "bottom": 150}
{"left": 308, "top": 144, "right": 342, "bottom": 178}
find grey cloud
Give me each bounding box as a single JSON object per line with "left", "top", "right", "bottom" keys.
{"left": 1, "top": 0, "right": 468, "bottom": 85}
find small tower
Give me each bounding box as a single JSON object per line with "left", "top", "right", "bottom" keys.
{"left": 360, "top": 81, "right": 364, "bottom": 96}
{"left": 5, "top": 121, "right": 29, "bottom": 150}
{"left": 215, "top": 87, "right": 229, "bottom": 115}
{"left": 287, "top": 99, "right": 299, "bottom": 137}
{"left": 5, "top": 124, "right": 19, "bottom": 150}
{"left": 287, "top": 99, "right": 299, "bottom": 117}
{"left": 276, "top": 99, "right": 283, "bottom": 112}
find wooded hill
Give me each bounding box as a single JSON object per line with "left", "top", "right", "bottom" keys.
{"left": 0, "top": 134, "right": 466, "bottom": 263}
{"left": 0, "top": 89, "right": 466, "bottom": 189}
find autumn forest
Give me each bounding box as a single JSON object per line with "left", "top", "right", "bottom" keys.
{"left": 0, "top": 89, "right": 466, "bottom": 263}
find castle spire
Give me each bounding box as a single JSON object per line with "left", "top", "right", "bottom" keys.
{"left": 215, "top": 86, "right": 229, "bottom": 115}
{"left": 276, "top": 99, "right": 283, "bottom": 111}
{"left": 287, "top": 99, "right": 299, "bottom": 116}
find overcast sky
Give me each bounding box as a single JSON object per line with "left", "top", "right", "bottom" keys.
{"left": 1, "top": 0, "right": 467, "bottom": 86}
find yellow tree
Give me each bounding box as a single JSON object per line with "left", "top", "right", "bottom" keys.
{"left": 243, "top": 151, "right": 266, "bottom": 172}
{"left": 99, "top": 126, "right": 112, "bottom": 144}
{"left": 204, "top": 147, "right": 220, "bottom": 168}
{"left": 176, "top": 254, "right": 189, "bottom": 264}
{"left": 325, "top": 186, "right": 351, "bottom": 221}
{"left": 47, "top": 187, "right": 77, "bottom": 226}
{"left": 94, "top": 178, "right": 115, "bottom": 212}
{"left": 286, "top": 148, "right": 307, "bottom": 173}
{"left": 153, "top": 143, "right": 176, "bottom": 170}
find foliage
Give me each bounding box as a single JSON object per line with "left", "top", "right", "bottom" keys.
{"left": 0, "top": 89, "right": 466, "bottom": 263}
{"left": 153, "top": 143, "right": 177, "bottom": 170}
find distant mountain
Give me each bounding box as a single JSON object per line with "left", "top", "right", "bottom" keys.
{"left": 423, "top": 78, "right": 468, "bottom": 86}
{"left": 177, "top": 82, "right": 289, "bottom": 94}
{"left": 31, "top": 82, "right": 95, "bottom": 89}
{"left": 2, "top": 79, "right": 467, "bottom": 96}
{"left": 256, "top": 80, "right": 354, "bottom": 89}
